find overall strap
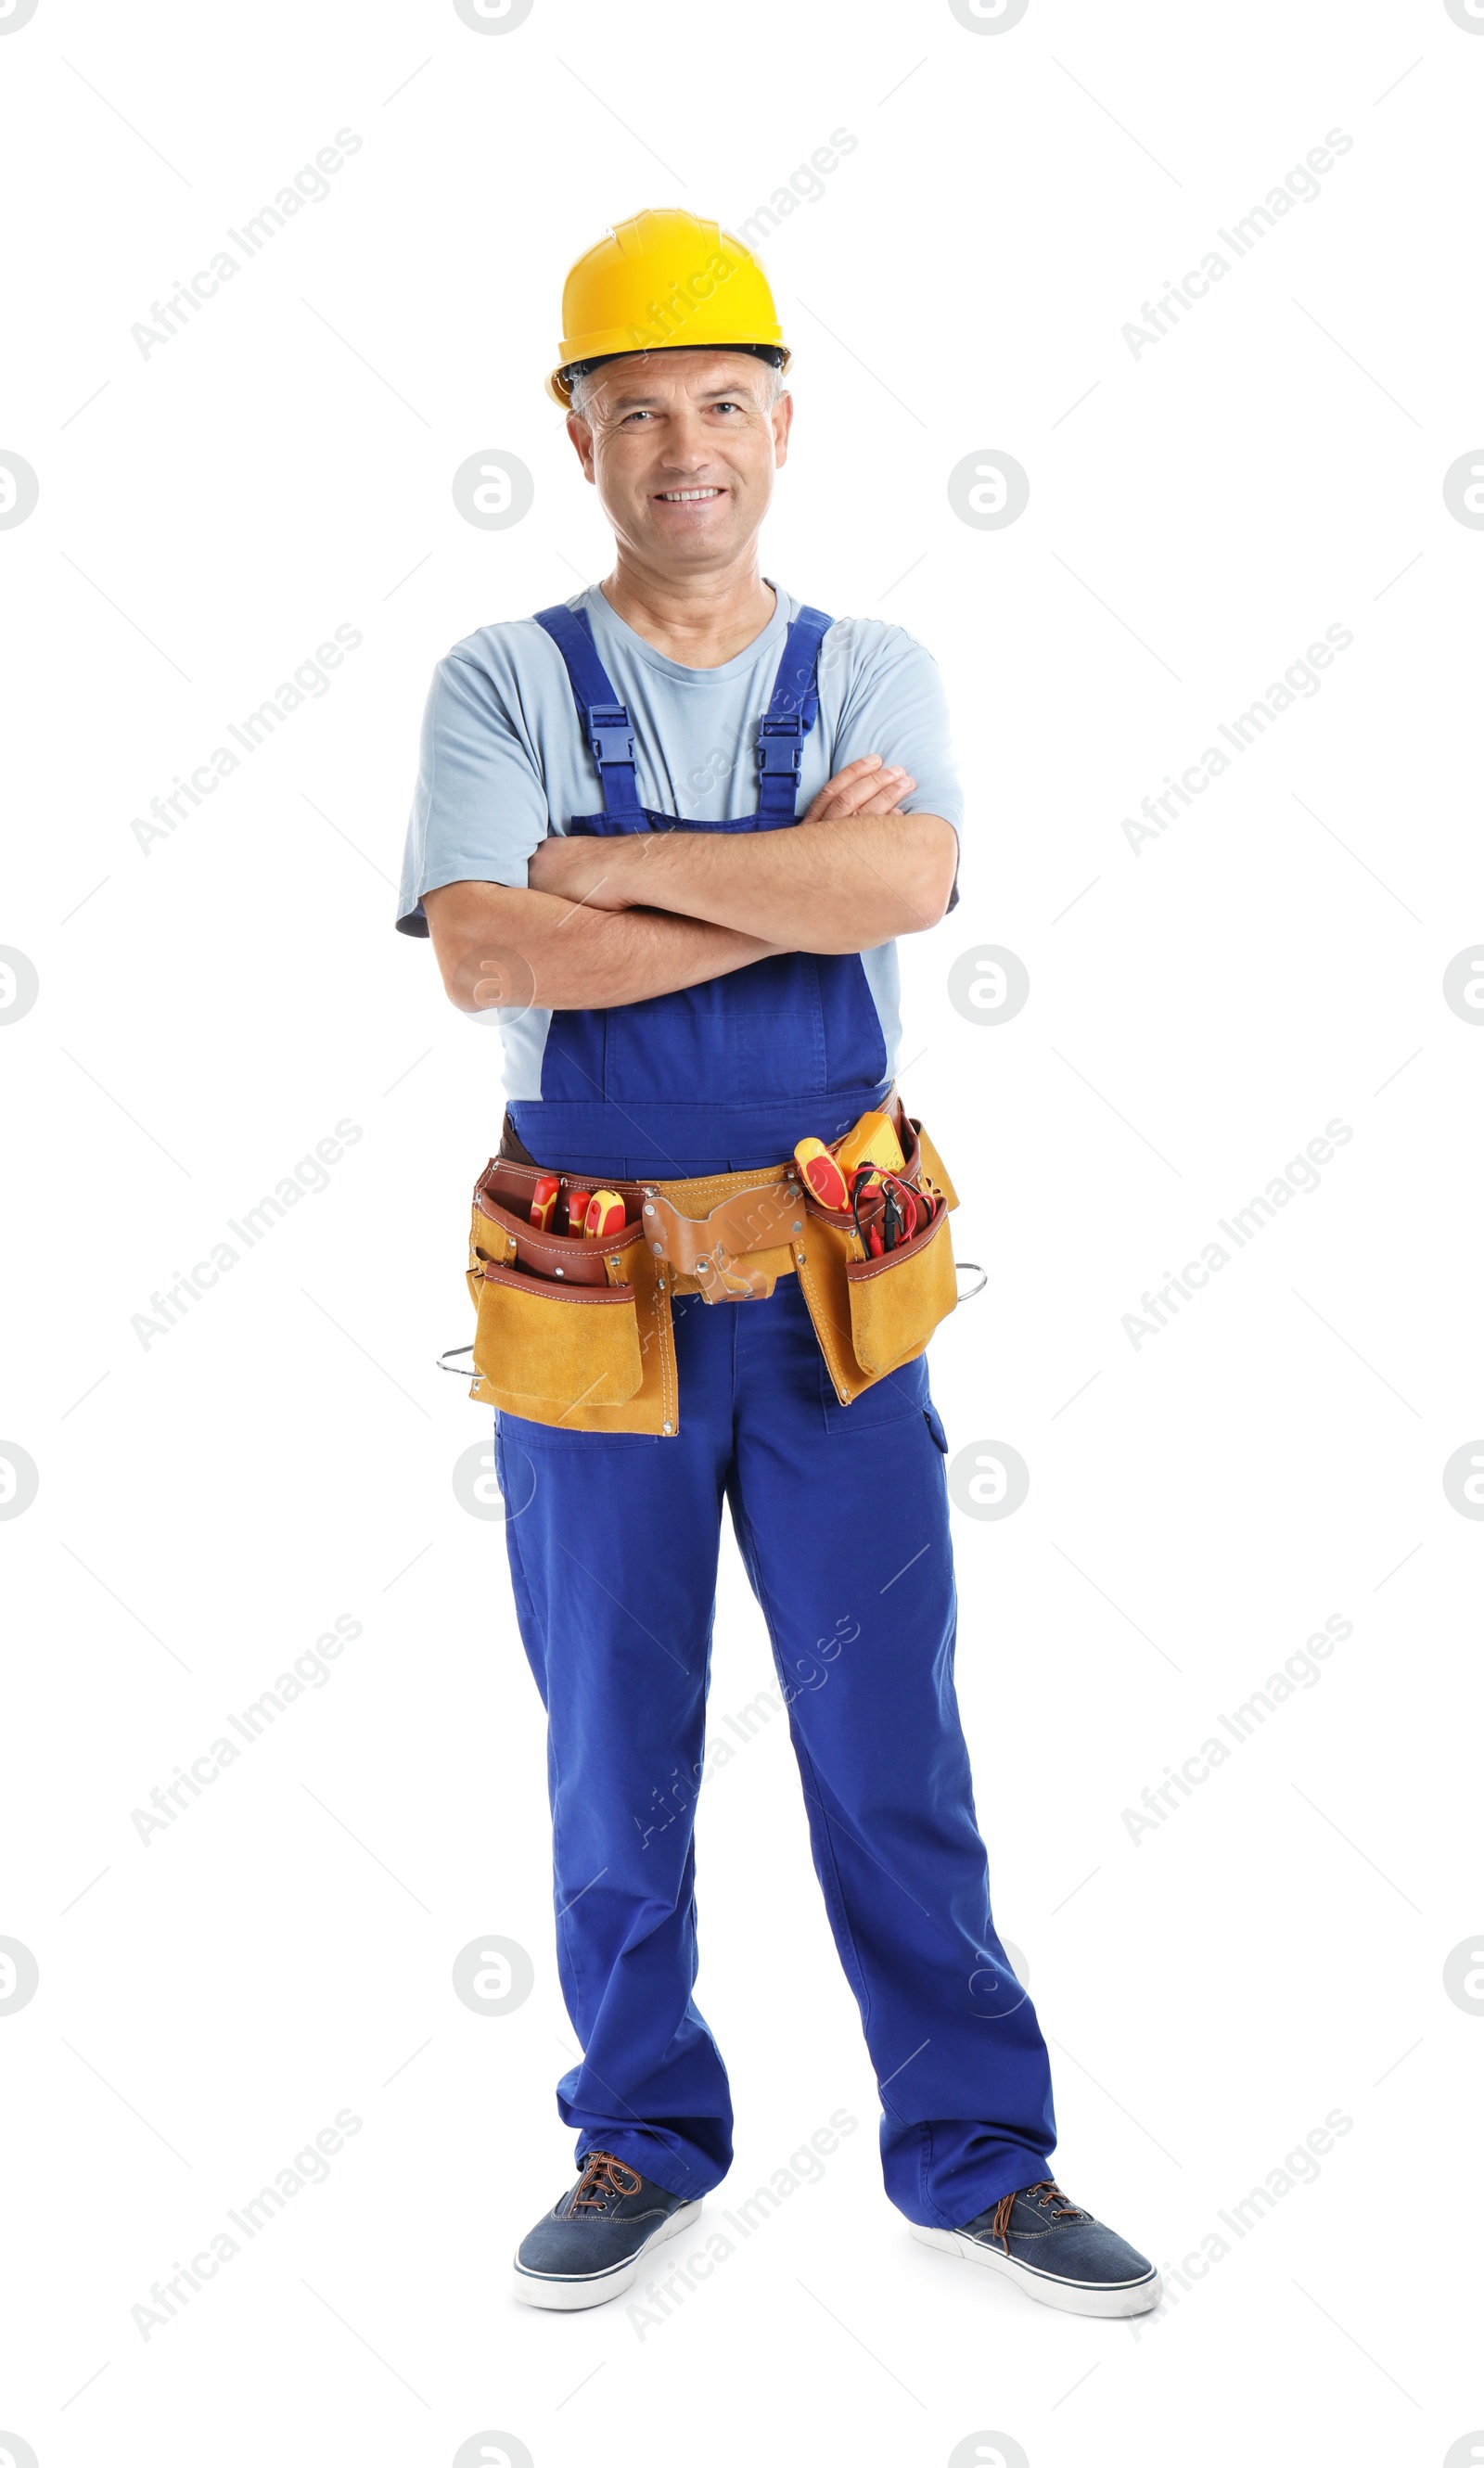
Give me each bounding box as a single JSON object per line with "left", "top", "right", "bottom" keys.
{"left": 756, "top": 604, "right": 833, "bottom": 819}
{"left": 532, "top": 602, "right": 642, "bottom": 816}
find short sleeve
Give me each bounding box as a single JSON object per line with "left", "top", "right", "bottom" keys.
{"left": 828, "top": 625, "right": 964, "bottom": 909}
{"left": 395, "top": 651, "right": 551, "bottom": 937}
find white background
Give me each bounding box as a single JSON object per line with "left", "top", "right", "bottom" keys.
{"left": 3, "top": 1, "right": 1481, "bottom": 2462}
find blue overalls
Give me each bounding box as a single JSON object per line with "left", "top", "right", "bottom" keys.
{"left": 508, "top": 600, "right": 893, "bottom": 1179}
{"left": 494, "top": 600, "right": 1057, "bottom": 2229}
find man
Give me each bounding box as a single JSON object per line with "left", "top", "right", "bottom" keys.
{"left": 398, "top": 209, "right": 1158, "bottom": 2320}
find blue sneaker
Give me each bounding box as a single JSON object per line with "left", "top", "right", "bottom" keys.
{"left": 912, "top": 2178, "right": 1160, "bottom": 2317}
{"left": 513, "top": 2152, "right": 702, "bottom": 2311}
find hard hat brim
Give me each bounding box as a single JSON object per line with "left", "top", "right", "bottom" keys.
{"left": 548, "top": 339, "right": 791, "bottom": 410}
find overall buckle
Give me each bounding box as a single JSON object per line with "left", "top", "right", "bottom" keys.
{"left": 756, "top": 716, "right": 804, "bottom": 777}
{"left": 589, "top": 705, "right": 634, "bottom": 768}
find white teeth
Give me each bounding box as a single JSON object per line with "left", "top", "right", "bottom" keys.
{"left": 657, "top": 487, "right": 721, "bottom": 501}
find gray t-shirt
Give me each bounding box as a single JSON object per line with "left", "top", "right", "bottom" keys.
{"left": 396, "top": 582, "right": 962, "bottom": 1103}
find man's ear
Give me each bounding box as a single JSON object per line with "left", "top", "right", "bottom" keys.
{"left": 566, "top": 410, "right": 596, "bottom": 482}
{"left": 772, "top": 390, "right": 794, "bottom": 468}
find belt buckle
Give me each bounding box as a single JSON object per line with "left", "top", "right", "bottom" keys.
{"left": 693, "top": 1245, "right": 773, "bottom": 1303}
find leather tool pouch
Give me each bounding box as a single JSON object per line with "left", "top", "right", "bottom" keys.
{"left": 846, "top": 1201, "right": 957, "bottom": 1375}
{"left": 793, "top": 1116, "right": 962, "bottom": 1406}
{"left": 466, "top": 1167, "right": 678, "bottom": 1436}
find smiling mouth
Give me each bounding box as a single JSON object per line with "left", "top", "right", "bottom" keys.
{"left": 653, "top": 486, "right": 723, "bottom": 502}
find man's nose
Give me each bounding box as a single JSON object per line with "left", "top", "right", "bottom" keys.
{"left": 657, "top": 412, "right": 715, "bottom": 470}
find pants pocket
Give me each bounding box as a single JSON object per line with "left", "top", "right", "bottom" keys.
{"left": 846, "top": 1202, "right": 958, "bottom": 1377}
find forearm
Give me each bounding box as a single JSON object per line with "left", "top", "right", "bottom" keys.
{"left": 424, "top": 879, "right": 780, "bottom": 1013}
{"left": 541, "top": 812, "right": 958, "bottom": 953}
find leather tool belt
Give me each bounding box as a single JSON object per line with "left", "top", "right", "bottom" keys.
{"left": 462, "top": 1097, "right": 962, "bottom": 1438}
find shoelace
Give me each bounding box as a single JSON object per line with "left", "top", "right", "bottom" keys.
{"left": 991, "top": 2178, "right": 1090, "bottom": 2251}
{"left": 570, "top": 2151, "right": 644, "bottom": 2214}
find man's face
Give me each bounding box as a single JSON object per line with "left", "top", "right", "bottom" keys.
{"left": 567, "top": 350, "right": 792, "bottom": 572}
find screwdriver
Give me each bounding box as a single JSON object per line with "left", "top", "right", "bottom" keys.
{"left": 583, "top": 1190, "right": 626, "bottom": 1239}
{"left": 793, "top": 1135, "right": 851, "bottom": 1211}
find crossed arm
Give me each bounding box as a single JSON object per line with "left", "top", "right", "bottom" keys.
{"left": 424, "top": 757, "right": 958, "bottom": 1014}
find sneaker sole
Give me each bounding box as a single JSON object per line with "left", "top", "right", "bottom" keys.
{"left": 910, "top": 2224, "right": 1162, "bottom": 2319}
{"left": 512, "top": 2200, "right": 704, "bottom": 2312}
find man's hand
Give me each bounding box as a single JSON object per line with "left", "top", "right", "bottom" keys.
{"left": 800, "top": 754, "right": 916, "bottom": 823}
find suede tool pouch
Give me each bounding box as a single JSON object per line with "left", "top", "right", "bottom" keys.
{"left": 471, "top": 1260, "right": 644, "bottom": 1413}
{"left": 794, "top": 1113, "right": 960, "bottom": 1401}
{"left": 466, "top": 1185, "right": 677, "bottom": 1435}
{"left": 845, "top": 1196, "right": 957, "bottom": 1377}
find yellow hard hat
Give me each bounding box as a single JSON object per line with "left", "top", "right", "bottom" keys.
{"left": 547, "top": 207, "right": 790, "bottom": 407}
